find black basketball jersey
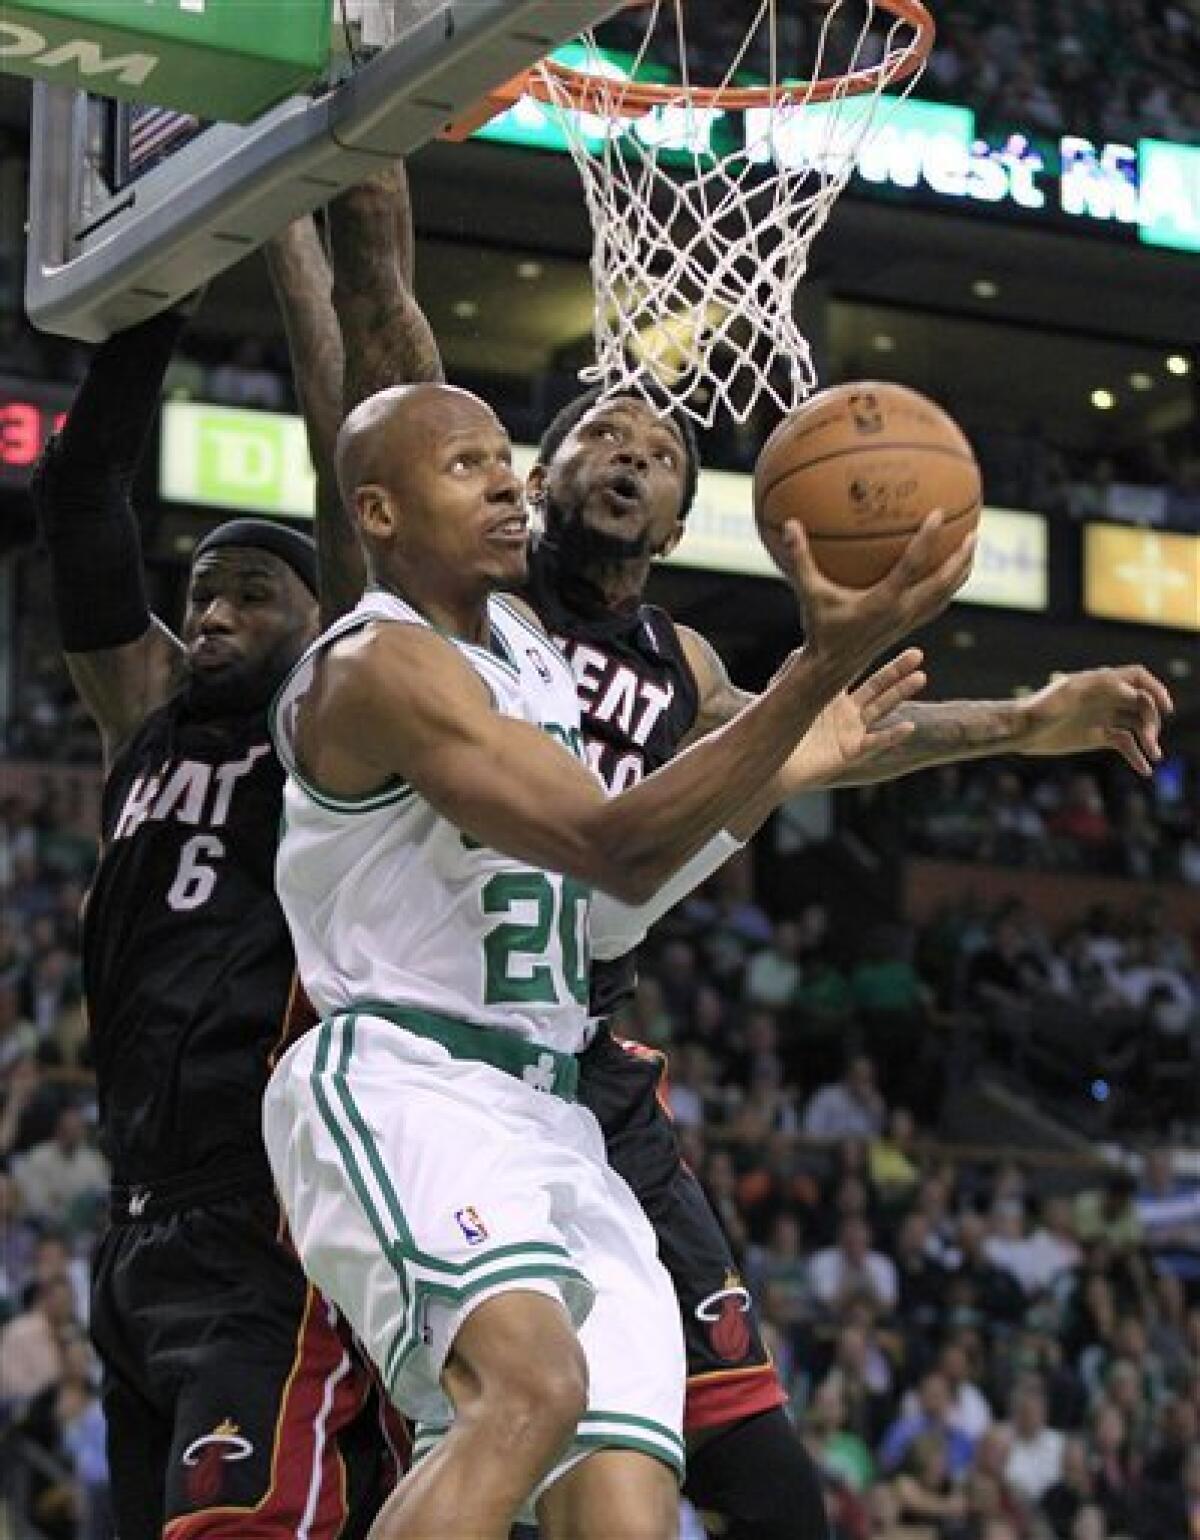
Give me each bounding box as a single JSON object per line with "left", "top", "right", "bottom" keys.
{"left": 82, "top": 695, "right": 293, "bottom": 1187}
{"left": 526, "top": 541, "right": 700, "bottom": 1016}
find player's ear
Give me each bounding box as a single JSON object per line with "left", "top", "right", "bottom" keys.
{"left": 356, "top": 484, "right": 395, "bottom": 540}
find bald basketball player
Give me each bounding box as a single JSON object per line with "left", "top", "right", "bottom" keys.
{"left": 260, "top": 372, "right": 970, "bottom": 1540}
{"left": 266, "top": 171, "right": 1171, "bottom": 1540}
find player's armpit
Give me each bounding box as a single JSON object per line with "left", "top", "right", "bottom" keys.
{"left": 65, "top": 619, "right": 184, "bottom": 766}
{"left": 676, "top": 626, "right": 755, "bottom": 743}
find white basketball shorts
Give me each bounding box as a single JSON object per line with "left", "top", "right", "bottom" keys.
{"left": 263, "top": 1009, "right": 685, "bottom": 1478}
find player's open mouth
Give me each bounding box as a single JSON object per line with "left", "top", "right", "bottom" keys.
{"left": 487, "top": 516, "right": 528, "bottom": 543}
{"left": 600, "top": 472, "right": 644, "bottom": 514}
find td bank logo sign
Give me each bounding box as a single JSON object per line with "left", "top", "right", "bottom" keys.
{"left": 161, "top": 402, "right": 316, "bottom": 520}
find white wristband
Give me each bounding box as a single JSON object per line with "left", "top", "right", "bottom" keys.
{"left": 589, "top": 829, "right": 746, "bottom": 961}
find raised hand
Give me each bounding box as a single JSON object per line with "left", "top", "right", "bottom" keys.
{"left": 779, "top": 511, "right": 975, "bottom": 689}
{"left": 1020, "top": 665, "right": 1174, "bottom": 775}
{"left": 780, "top": 649, "right": 927, "bottom": 791}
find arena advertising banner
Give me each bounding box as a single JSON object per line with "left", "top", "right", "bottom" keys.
{"left": 475, "top": 64, "right": 1200, "bottom": 256}
{"left": 0, "top": 0, "right": 330, "bottom": 120}
{"left": 158, "top": 399, "right": 1048, "bottom": 612}
{"left": 1084, "top": 523, "right": 1200, "bottom": 632}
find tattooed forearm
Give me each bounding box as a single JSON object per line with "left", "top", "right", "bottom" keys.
{"left": 866, "top": 699, "right": 1028, "bottom": 776}
{"left": 329, "top": 165, "right": 444, "bottom": 413}
{"left": 265, "top": 217, "right": 365, "bottom": 623}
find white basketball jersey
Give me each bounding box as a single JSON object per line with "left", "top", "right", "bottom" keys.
{"left": 271, "top": 589, "right": 596, "bottom": 1055}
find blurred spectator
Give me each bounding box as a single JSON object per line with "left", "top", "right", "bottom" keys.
{"left": 821, "top": 1320, "right": 895, "bottom": 1449}
{"left": 1088, "top": 1400, "right": 1141, "bottom": 1536}
{"left": 947, "top": 1212, "right": 1029, "bottom": 1326}
{"left": 811, "top": 1217, "right": 899, "bottom": 1318}
{"left": 892, "top": 1209, "right": 949, "bottom": 1336}
{"left": 879, "top": 1370, "right": 975, "bottom": 1478}
{"left": 0, "top": 1275, "right": 77, "bottom": 1406}
{"left": 803, "top": 1056, "right": 886, "bottom": 1141}
{"left": 1073, "top": 1171, "right": 1143, "bottom": 1253}
{"left": 12, "top": 1104, "right": 108, "bottom": 1231}
{"left": 1040, "top": 1433, "right": 1097, "bottom": 1540}
{"left": 892, "top": 1430, "right": 969, "bottom": 1535}
{"left": 868, "top": 1107, "right": 922, "bottom": 1206}
{"left": 744, "top": 920, "right": 804, "bottom": 1009}
{"left": 1003, "top": 1377, "right": 1065, "bottom": 1504}
{"left": 1136, "top": 1148, "right": 1200, "bottom": 1284}
{"left": 804, "top": 1376, "right": 875, "bottom": 1493}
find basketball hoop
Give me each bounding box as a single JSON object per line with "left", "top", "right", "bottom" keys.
{"left": 448, "top": 0, "right": 935, "bottom": 427}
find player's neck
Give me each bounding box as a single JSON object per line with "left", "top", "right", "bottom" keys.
{"left": 375, "top": 573, "right": 490, "bottom": 645}
{"left": 574, "top": 556, "right": 651, "bottom": 613}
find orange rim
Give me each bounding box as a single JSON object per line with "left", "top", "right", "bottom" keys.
{"left": 441, "top": 0, "right": 935, "bottom": 140}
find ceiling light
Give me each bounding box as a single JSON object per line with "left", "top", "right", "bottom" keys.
{"left": 452, "top": 299, "right": 479, "bottom": 320}
{"left": 1166, "top": 354, "right": 1191, "bottom": 376}
{"left": 1090, "top": 388, "right": 1116, "bottom": 410}
{"left": 516, "top": 260, "right": 543, "bottom": 281}
{"left": 1128, "top": 372, "right": 1153, "bottom": 391}
{"left": 971, "top": 278, "right": 999, "bottom": 299}
{"left": 1167, "top": 657, "right": 1192, "bottom": 680}
{"left": 871, "top": 333, "right": 896, "bottom": 353}
{"left": 951, "top": 629, "right": 975, "bottom": 648}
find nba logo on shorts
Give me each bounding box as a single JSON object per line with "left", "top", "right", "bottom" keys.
{"left": 526, "top": 648, "right": 552, "bottom": 684}
{"left": 455, "top": 1206, "right": 489, "bottom": 1245}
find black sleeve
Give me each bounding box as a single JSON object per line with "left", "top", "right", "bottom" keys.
{"left": 30, "top": 309, "right": 188, "bottom": 653}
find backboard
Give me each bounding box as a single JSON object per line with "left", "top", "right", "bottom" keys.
{"left": 25, "top": 0, "right": 623, "bottom": 341}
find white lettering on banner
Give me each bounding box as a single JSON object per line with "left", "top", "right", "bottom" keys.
{"left": 0, "top": 25, "right": 158, "bottom": 86}
{"left": 1061, "top": 138, "right": 1138, "bottom": 223}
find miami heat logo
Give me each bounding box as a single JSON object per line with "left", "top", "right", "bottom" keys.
{"left": 695, "top": 1272, "right": 752, "bottom": 1363}
{"left": 181, "top": 1418, "right": 254, "bottom": 1506}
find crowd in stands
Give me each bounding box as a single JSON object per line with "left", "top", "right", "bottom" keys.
{"left": 4, "top": 745, "right": 1199, "bottom": 1536}
{"left": 610, "top": 0, "right": 1199, "bottom": 146}
{"left": 905, "top": 761, "right": 1200, "bottom": 886}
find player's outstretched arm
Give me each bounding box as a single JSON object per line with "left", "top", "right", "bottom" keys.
{"left": 268, "top": 167, "right": 444, "bottom": 624}
{"left": 29, "top": 310, "right": 189, "bottom": 765}
{"left": 691, "top": 657, "right": 1172, "bottom": 791}
{"left": 264, "top": 215, "right": 360, "bottom": 626}
{"left": 294, "top": 516, "right": 966, "bottom": 902}
{"left": 328, "top": 165, "right": 444, "bottom": 410}
{"left": 680, "top": 581, "right": 1170, "bottom": 789}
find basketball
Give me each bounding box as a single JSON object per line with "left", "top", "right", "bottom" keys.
{"left": 753, "top": 381, "right": 983, "bottom": 588}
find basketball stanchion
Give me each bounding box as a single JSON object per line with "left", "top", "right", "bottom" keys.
{"left": 24, "top": 0, "right": 626, "bottom": 342}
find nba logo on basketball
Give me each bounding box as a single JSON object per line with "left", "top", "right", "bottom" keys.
{"left": 455, "top": 1206, "right": 489, "bottom": 1245}
{"left": 849, "top": 391, "right": 884, "bottom": 434}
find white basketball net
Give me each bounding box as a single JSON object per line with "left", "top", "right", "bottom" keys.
{"left": 534, "top": 0, "right": 930, "bottom": 427}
